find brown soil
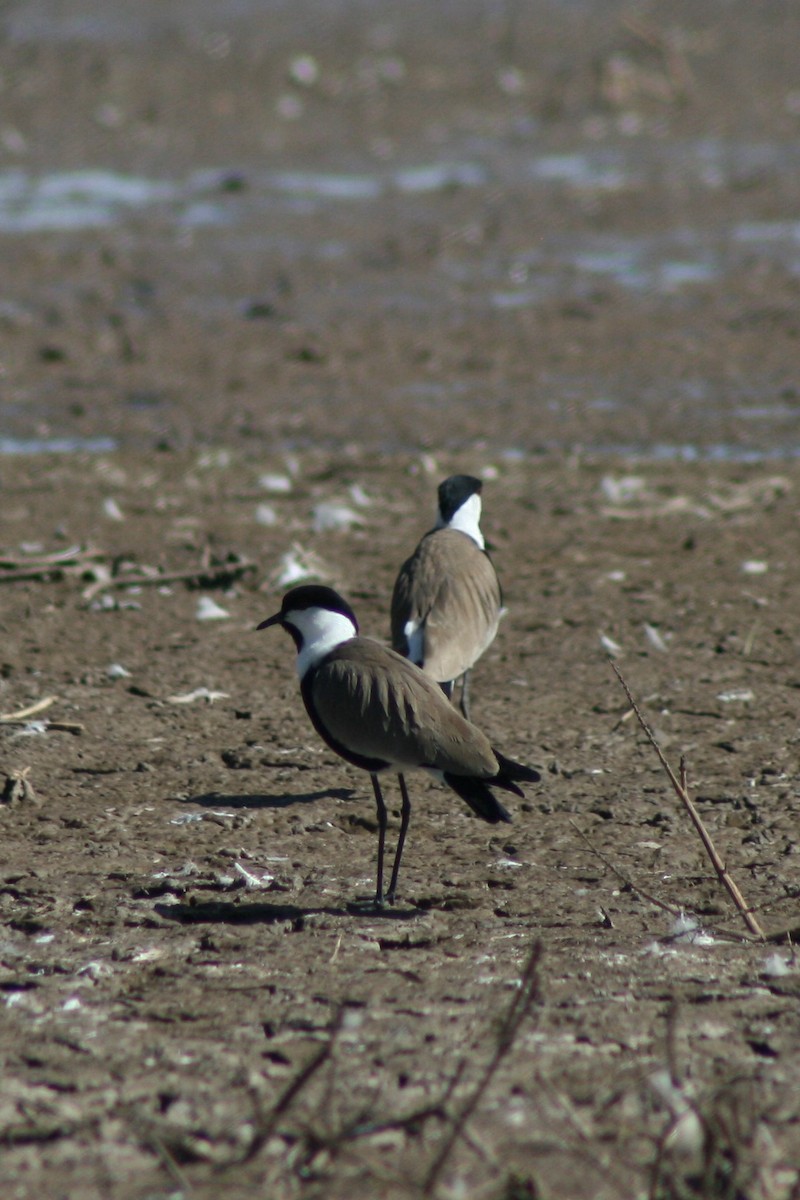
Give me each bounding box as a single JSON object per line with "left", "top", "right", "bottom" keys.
{"left": 1, "top": 3, "right": 799, "bottom": 1198}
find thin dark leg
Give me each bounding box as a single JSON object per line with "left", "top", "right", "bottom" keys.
{"left": 371, "top": 773, "right": 388, "bottom": 907}
{"left": 459, "top": 670, "right": 472, "bottom": 721}
{"left": 386, "top": 773, "right": 412, "bottom": 905}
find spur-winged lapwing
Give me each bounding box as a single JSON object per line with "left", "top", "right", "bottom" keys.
{"left": 391, "top": 474, "right": 502, "bottom": 720}
{"left": 258, "top": 584, "right": 540, "bottom": 908}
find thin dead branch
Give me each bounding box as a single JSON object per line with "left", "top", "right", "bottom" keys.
{"left": 569, "top": 818, "right": 683, "bottom": 918}
{"left": 610, "top": 662, "right": 764, "bottom": 939}
{"left": 81, "top": 558, "right": 256, "bottom": 601}
{"left": 0, "top": 545, "right": 106, "bottom": 584}
{"left": 0, "top": 697, "right": 57, "bottom": 722}
{"left": 227, "top": 1007, "right": 346, "bottom": 1168}
{"left": 422, "top": 941, "right": 543, "bottom": 1196}
{"left": 0, "top": 544, "right": 101, "bottom": 569}
{"left": 0, "top": 719, "right": 83, "bottom": 736}
{"left": 0, "top": 541, "right": 255, "bottom": 599}
{"left": 571, "top": 819, "right": 762, "bottom": 944}
{"left": 0, "top": 697, "right": 81, "bottom": 735}
{"left": 621, "top": 15, "right": 694, "bottom": 101}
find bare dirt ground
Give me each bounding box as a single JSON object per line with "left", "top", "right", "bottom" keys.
{"left": 1, "top": 3, "right": 800, "bottom": 1198}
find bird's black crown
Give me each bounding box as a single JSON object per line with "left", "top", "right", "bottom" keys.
{"left": 280, "top": 584, "right": 359, "bottom": 629}
{"left": 437, "top": 474, "right": 483, "bottom": 524}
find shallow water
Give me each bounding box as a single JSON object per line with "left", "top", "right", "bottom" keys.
{"left": 0, "top": 435, "right": 118, "bottom": 455}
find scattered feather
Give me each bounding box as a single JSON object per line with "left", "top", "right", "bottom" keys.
{"left": 606, "top": 570, "right": 626, "bottom": 582}
{"left": 255, "top": 503, "right": 278, "bottom": 526}
{"left": 599, "top": 632, "right": 623, "bottom": 657}
{"left": 270, "top": 543, "right": 328, "bottom": 588}
{"left": 234, "top": 861, "right": 275, "bottom": 888}
{"left": 717, "top": 688, "right": 754, "bottom": 703}
{"left": 167, "top": 687, "right": 230, "bottom": 704}
{"left": 348, "top": 483, "right": 370, "bottom": 507}
{"left": 77, "top": 960, "right": 113, "bottom": 980}
{"left": 741, "top": 559, "right": 768, "bottom": 575}
{"left": 102, "top": 497, "right": 124, "bottom": 521}
{"left": 670, "top": 913, "right": 714, "bottom": 945}
{"left": 259, "top": 472, "right": 292, "bottom": 494}
{"left": 11, "top": 721, "right": 49, "bottom": 738}
{"left": 600, "top": 474, "right": 646, "bottom": 504}
{"left": 106, "top": 663, "right": 131, "bottom": 678}
{"left": 197, "top": 449, "right": 231, "bottom": 469}
{"left": 289, "top": 54, "right": 320, "bottom": 86}
{"left": 152, "top": 861, "right": 200, "bottom": 880}
{"left": 196, "top": 596, "right": 230, "bottom": 621}
{"left": 90, "top": 593, "right": 141, "bottom": 612}
{"left": 170, "top": 810, "right": 236, "bottom": 827}
{"left": 650, "top": 1069, "right": 704, "bottom": 1157}
{"left": 130, "top": 947, "right": 166, "bottom": 963}
{"left": 312, "top": 501, "right": 363, "bottom": 533}
{"left": 644, "top": 622, "right": 669, "bottom": 652}
{"left": 761, "top": 953, "right": 792, "bottom": 978}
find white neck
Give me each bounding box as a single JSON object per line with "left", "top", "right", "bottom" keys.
{"left": 436, "top": 492, "right": 484, "bottom": 548}
{"left": 288, "top": 607, "right": 357, "bottom": 678}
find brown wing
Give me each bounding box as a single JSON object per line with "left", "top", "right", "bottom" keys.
{"left": 310, "top": 639, "right": 498, "bottom": 777}
{"left": 391, "top": 529, "right": 501, "bottom": 683}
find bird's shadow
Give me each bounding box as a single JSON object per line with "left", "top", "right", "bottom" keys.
{"left": 180, "top": 787, "right": 356, "bottom": 811}
{"left": 166, "top": 789, "right": 420, "bottom": 920}
{"left": 156, "top": 898, "right": 420, "bottom": 924}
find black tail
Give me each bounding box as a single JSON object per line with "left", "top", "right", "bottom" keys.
{"left": 443, "top": 773, "right": 513, "bottom": 823}
{"left": 493, "top": 750, "right": 541, "bottom": 788}
{"left": 443, "top": 751, "right": 540, "bottom": 824}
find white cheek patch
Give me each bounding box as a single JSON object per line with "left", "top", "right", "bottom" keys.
{"left": 291, "top": 607, "right": 357, "bottom": 677}
{"left": 444, "top": 493, "right": 484, "bottom": 548}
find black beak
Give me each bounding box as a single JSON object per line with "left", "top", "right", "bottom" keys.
{"left": 256, "top": 611, "right": 282, "bottom": 631}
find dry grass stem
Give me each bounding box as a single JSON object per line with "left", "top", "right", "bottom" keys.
{"left": 81, "top": 558, "right": 256, "bottom": 601}
{"left": 231, "top": 1007, "right": 345, "bottom": 1168}
{"left": 611, "top": 662, "right": 765, "bottom": 939}
{"left": 570, "top": 819, "right": 684, "bottom": 918}
{"left": 0, "top": 696, "right": 58, "bottom": 721}
{"left": 422, "top": 941, "right": 543, "bottom": 1196}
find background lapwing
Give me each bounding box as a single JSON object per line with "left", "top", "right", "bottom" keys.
{"left": 258, "top": 585, "right": 540, "bottom": 908}
{"left": 390, "top": 474, "right": 502, "bottom": 720}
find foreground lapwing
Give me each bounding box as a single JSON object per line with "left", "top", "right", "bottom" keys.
{"left": 258, "top": 585, "right": 540, "bottom": 908}
{"left": 391, "top": 474, "right": 502, "bottom": 720}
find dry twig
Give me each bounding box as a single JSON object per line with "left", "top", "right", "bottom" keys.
{"left": 569, "top": 818, "right": 683, "bottom": 918}
{"left": 571, "top": 819, "right": 763, "bottom": 944}
{"left": 611, "top": 662, "right": 764, "bottom": 939}
{"left": 0, "top": 544, "right": 106, "bottom": 584}
{"left": 229, "top": 1007, "right": 346, "bottom": 1168}
{"left": 422, "top": 941, "right": 543, "bottom": 1196}
{"left": 81, "top": 559, "right": 256, "bottom": 601}
{"left": 0, "top": 697, "right": 57, "bottom": 722}
{"left": 0, "top": 697, "right": 83, "bottom": 736}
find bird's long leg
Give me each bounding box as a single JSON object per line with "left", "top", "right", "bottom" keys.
{"left": 386, "top": 773, "right": 412, "bottom": 905}
{"left": 371, "top": 773, "right": 388, "bottom": 908}
{"left": 459, "top": 670, "right": 472, "bottom": 721}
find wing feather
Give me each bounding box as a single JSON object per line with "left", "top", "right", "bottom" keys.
{"left": 310, "top": 639, "right": 498, "bottom": 776}
{"left": 390, "top": 529, "right": 501, "bottom": 682}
